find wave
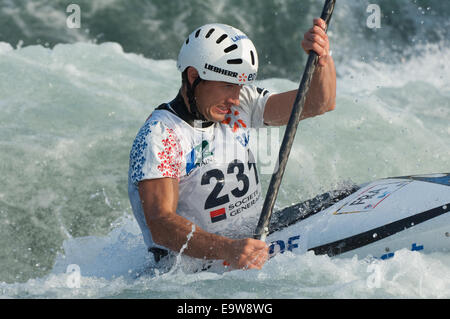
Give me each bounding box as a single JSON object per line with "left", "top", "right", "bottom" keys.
{"left": 0, "top": 5, "right": 448, "bottom": 294}
{"left": 0, "top": 0, "right": 448, "bottom": 79}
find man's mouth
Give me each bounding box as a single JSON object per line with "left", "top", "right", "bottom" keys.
{"left": 214, "top": 105, "right": 231, "bottom": 114}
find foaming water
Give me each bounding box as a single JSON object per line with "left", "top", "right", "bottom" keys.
{"left": 3, "top": 234, "right": 450, "bottom": 298}
{"left": 0, "top": 35, "right": 449, "bottom": 297}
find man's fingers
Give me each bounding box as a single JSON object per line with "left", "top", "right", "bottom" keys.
{"left": 303, "top": 21, "right": 329, "bottom": 56}
{"left": 245, "top": 247, "right": 269, "bottom": 270}
{"left": 309, "top": 25, "right": 327, "bottom": 38}
{"left": 307, "top": 32, "right": 327, "bottom": 47}
{"left": 313, "top": 17, "right": 327, "bottom": 30}
{"left": 246, "top": 241, "right": 269, "bottom": 270}
{"left": 254, "top": 239, "right": 269, "bottom": 250}
{"left": 303, "top": 40, "right": 328, "bottom": 57}
{"left": 228, "top": 238, "right": 269, "bottom": 270}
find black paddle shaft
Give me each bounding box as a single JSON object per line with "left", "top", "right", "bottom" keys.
{"left": 254, "top": 0, "right": 336, "bottom": 241}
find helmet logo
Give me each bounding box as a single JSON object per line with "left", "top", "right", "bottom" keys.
{"left": 231, "top": 35, "right": 249, "bottom": 42}
{"left": 204, "top": 63, "right": 238, "bottom": 78}
{"left": 237, "top": 73, "right": 257, "bottom": 82}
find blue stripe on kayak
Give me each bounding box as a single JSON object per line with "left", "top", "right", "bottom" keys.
{"left": 393, "top": 173, "right": 450, "bottom": 187}
{"left": 309, "top": 203, "right": 450, "bottom": 256}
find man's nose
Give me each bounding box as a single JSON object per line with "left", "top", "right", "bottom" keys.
{"left": 227, "top": 86, "right": 241, "bottom": 106}
{"left": 227, "top": 96, "right": 240, "bottom": 106}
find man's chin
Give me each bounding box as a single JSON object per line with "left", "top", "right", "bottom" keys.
{"left": 210, "top": 116, "right": 226, "bottom": 123}
{"left": 206, "top": 112, "right": 227, "bottom": 123}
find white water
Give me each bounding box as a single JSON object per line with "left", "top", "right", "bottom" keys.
{"left": 0, "top": 41, "right": 449, "bottom": 298}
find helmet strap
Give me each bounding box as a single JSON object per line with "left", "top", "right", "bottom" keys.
{"left": 183, "top": 71, "right": 208, "bottom": 122}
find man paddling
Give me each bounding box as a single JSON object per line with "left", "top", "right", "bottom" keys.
{"left": 128, "top": 18, "right": 336, "bottom": 270}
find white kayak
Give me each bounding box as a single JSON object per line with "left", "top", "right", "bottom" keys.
{"left": 266, "top": 173, "right": 450, "bottom": 260}
{"left": 166, "top": 173, "right": 449, "bottom": 273}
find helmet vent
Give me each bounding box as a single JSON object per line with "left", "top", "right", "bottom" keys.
{"left": 224, "top": 44, "right": 238, "bottom": 53}
{"left": 205, "top": 28, "right": 215, "bottom": 38}
{"left": 227, "top": 58, "right": 243, "bottom": 65}
{"left": 250, "top": 50, "right": 255, "bottom": 65}
{"left": 195, "top": 29, "right": 201, "bottom": 38}
{"left": 216, "top": 34, "right": 228, "bottom": 44}
{"left": 185, "top": 37, "right": 189, "bottom": 44}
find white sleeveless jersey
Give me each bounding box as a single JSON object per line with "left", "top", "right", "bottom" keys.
{"left": 128, "top": 85, "right": 272, "bottom": 250}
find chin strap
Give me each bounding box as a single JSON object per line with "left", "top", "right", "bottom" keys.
{"left": 183, "top": 71, "right": 208, "bottom": 122}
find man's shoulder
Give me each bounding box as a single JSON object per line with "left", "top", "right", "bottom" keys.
{"left": 240, "top": 84, "right": 271, "bottom": 98}
{"left": 236, "top": 84, "right": 272, "bottom": 129}
{"left": 140, "top": 108, "right": 189, "bottom": 134}
{"left": 145, "top": 107, "right": 179, "bottom": 124}
{"left": 130, "top": 110, "right": 185, "bottom": 153}
{"left": 239, "top": 84, "right": 272, "bottom": 110}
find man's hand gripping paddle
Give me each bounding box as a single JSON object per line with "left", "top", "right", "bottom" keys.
{"left": 254, "top": 0, "right": 337, "bottom": 242}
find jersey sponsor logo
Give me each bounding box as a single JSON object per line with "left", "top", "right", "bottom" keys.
{"left": 228, "top": 189, "right": 260, "bottom": 216}
{"left": 210, "top": 207, "right": 227, "bottom": 223}
{"left": 222, "top": 109, "right": 250, "bottom": 148}
{"left": 236, "top": 131, "right": 250, "bottom": 147}
{"left": 222, "top": 109, "right": 248, "bottom": 133}
{"left": 204, "top": 63, "right": 238, "bottom": 78}
{"left": 186, "top": 140, "right": 214, "bottom": 175}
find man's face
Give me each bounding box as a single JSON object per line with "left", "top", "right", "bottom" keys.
{"left": 195, "top": 81, "right": 242, "bottom": 122}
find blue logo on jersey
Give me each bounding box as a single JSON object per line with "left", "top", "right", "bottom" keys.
{"left": 236, "top": 130, "right": 250, "bottom": 147}
{"left": 186, "top": 140, "right": 214, "bottom": 175}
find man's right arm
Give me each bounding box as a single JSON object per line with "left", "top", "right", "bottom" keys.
{"left": 138, "top": 178, "right": 268, "bottom": 270}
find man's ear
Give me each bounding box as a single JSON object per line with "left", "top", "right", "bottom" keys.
{"left": 186, "top": 67, "right": 199, "bottom": 86}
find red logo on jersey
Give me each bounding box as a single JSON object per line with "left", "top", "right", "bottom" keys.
{"left": 222, "top": 109, "right": 247, "bottom": 132}
{"left": 210, "top": 207, "right": 226, "bottom": 223}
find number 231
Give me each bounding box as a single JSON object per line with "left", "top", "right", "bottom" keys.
{"left": 201, "top": 158, "right": 259, "bottom": 210}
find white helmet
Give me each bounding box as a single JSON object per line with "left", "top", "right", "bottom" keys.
{"left": 177, "top": 23, "right": 258, "bottom": 84}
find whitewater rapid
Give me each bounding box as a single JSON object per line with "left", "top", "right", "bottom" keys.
{"left": 0, "top": 38, "right": 448, "bottom": 298}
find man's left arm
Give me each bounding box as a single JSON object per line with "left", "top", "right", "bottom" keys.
{"left": 263, "top": 18, "right": 336, "bottom": 126}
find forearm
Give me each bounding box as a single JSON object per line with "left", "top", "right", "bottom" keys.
{"left": 302, "top": 56, "right": 336, "bottom": 119}
{"left": 264, "top": 16, "right": 337, "bottom": 126}
{"left": 147, "top": 212, "right": 233, "bottom": 261}
{"left": 263, "top": 58, "right": 336, "bottom": 125}
{"left": 138, "top": 164, "right": 268, "bottom": 269}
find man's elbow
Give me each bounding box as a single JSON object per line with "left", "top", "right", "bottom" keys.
{"left": 320, "top": 88, "right": 336, "bottom": 114}
{"left": 327, "top": 96, "right": 336, "bottom": 113}
{"left": 310, "top": 98, "right": 336, "bottom": 118}
{"left": 146, "top": 214, "right": 171, "bottom": 247}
